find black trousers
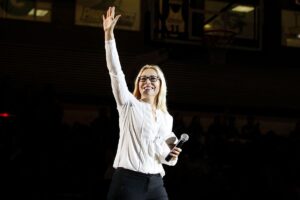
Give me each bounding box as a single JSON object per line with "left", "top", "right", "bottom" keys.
{"left": 107, "top": 167, "right": 169, "bottom": 200}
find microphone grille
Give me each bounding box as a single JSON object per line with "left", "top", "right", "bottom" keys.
{"left": 180, "top": 133, "right": 189, "bottom": 142}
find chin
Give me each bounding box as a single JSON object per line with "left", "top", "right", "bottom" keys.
{"left": 142, "top": 93, "right": 156, "bottom": 98}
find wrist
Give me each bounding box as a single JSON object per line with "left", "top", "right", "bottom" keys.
{"left": 105, "top": 31, "right": 114, "bottom": 41}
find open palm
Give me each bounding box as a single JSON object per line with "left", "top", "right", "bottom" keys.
{"left": 102, "top": 6, "right": 121, "bottom": 32}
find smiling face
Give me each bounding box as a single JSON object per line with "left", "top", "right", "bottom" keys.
{"left": 138, "top": 68, "right": 161, "bottom": 100}
{"left": 133, "top": 65, "right": 168, "bottom": 112}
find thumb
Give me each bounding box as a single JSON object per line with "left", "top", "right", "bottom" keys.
{"left": 112, "top": 14, "right": 121, "bottom": 27}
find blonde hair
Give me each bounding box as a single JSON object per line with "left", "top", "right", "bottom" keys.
{"left": 133, "top": 65, "right": 168, "bottom": 113}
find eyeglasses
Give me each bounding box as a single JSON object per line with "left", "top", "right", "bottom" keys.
{"left": 138, "top": 75, "right": 160, "bottom": 82}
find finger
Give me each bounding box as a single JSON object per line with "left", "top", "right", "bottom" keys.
{"left": 111, "top": 14, "right": 121, "bottom": 28}
{"left": 171, "top": 149, "right": 181, "bottom": 155}
{"left": 171, "top": 152, "right": 179, "bottom": 156}
{"left": 171, "top": 150, "right": 180, "bottom": 155}
{"left": 173, "top": 147, "right": 182, "bottom": 152}
{"left": 102, "top": 14, "right": 105, "bottom": 22}
{"left": 112, "top": 6, "right": 115, "bottom": 18}
{"left": 169, "top": 153, "right": 177, "bottom": 157}
{"left": 114, "top": 14, "right": 121, "bottom": 22}
{"left": 107, "top": 7, "right": 111, "bottom": 18}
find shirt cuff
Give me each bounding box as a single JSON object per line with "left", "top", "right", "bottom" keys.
{"left": 105, "top": 39, "right": 115, "bottom": 44}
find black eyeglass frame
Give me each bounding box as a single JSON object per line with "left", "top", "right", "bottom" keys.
{"left": 138, "top": 75, "right": 160, "bottom": 82}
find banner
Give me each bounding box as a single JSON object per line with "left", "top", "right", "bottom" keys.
{"left": 75, "top": 0, "right": 140, "bottom": 31}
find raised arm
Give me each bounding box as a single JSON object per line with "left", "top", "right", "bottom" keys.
{"left": 103, "top": 7, "right": 132, "bottom": 106}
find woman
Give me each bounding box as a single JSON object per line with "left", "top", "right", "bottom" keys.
{"left": 103, "top": 6, "right": 182, "bottom": 200}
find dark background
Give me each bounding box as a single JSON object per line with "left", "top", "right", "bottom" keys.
{"left": 1, "top": 0, "right": 300, "bottom": 199}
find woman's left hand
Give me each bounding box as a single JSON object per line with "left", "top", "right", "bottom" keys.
{"left": 169, "top": 147, "right": 182, "bottom": 160}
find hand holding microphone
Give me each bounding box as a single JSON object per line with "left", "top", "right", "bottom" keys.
{"left": 165, "top": 133, "right": 189, "bottom": 161}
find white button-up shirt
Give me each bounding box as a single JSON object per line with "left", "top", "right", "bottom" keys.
{"left": 105, "top": 39, "right": 178, "bottom": 177}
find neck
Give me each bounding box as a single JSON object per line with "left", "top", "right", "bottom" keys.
{"left": 140, "top": 97, "right": 157, "bottom": 110}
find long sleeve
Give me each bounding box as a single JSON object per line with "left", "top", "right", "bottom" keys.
{"left": 105, "top": 39, "right": 132, "bottom": 106}
{"left": 155, "top": 120, "right": 178, "bottom": 166}
{"left": 151, "top": 113, "right": 178, "bottom": 166}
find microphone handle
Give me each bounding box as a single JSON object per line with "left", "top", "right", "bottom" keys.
{"left": 176, "top": 140, "right": 185, "bottom": 148}
{"left": 165, "top": 139, "right": 185, "bottom": 161}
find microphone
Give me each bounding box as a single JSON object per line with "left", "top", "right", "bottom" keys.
{"left": 165, "top": 133, "right": 189, "bottom": 161}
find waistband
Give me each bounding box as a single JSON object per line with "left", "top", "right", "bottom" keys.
{"left": 116, "top": 167, "right": 161, "bottom": 178}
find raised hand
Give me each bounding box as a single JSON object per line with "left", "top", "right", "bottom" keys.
{"left": 102, "top": 6, "right": 121, "bottom": 33}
